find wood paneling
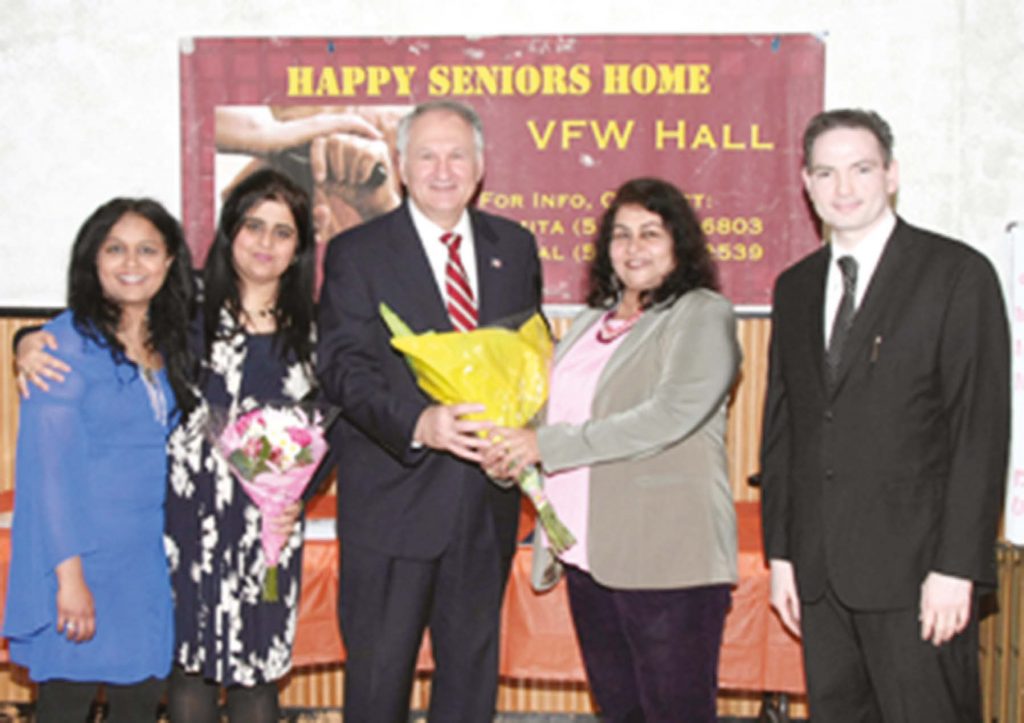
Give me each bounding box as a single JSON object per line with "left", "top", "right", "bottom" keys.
{"left": 0, "top": 661, "right": 806, "bottom": 716}
{"left": 277, "top": 664, "right": 806, "bottom": 717}
{"left": 980, "top": 544, "right": 1024, "bottom": 722}
{"left": 0, "top": 667, "right": 32, "bottom": 703}
{"left": 729, "top": 317, "right": 771, "bottom": 502}
{"left": 0, "top": 318, "right": 49, "bottom": 494}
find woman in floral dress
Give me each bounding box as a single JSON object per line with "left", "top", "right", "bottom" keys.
{"left": 165, "top": 169, "right": 323, "bottom": 722}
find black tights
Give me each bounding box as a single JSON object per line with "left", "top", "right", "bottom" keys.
{"left": 36, "top": 677, "right": 165, "bottom": 723}
{"left": 167, "top": 665, "right": 279, "bottom": 723}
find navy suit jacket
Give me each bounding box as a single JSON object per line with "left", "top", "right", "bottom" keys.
{"left": 760, "top": 218, "right": 1009, "bottom": 609}
{"left": 317, "top": 202, "right": 542, "bottom": 559}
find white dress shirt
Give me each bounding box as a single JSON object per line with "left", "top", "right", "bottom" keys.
{"left": 407, "top": 200, "right": 479, "bottom": 304}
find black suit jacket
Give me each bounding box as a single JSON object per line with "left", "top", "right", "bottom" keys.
{"left": 317, "top": 202, "right": 542, "bottom": 559}
{"left": 761, "top": 218, "right": 1009, "bottom": 610}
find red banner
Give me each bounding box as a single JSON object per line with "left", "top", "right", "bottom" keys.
{"left": 181, "top": 35, "right": 824, "bottom": 308}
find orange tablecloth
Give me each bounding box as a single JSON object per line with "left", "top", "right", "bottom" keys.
{"left": 0, "top": 497, "right": 805, "bottom": 694}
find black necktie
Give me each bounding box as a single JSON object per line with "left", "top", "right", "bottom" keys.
{"left": 826, "top": 255, "right": 858, "bottom": 384}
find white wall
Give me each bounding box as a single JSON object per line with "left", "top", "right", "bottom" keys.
{"left": 1, "top": 0, "right": 1021, "bottom": 306}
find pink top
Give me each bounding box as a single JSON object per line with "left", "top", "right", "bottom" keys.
{"left": 543, "top": 314, "right": 632, "bottom": 570}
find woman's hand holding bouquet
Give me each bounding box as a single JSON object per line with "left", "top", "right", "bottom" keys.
{"left": 214, "top": 405, "right": 329, "bottom": 600}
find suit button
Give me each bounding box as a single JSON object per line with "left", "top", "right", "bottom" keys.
{"left": 824, "top": 409, "right": 834, "bottom": 422}
{"left": 825, "top": 468, "right": 834, "bottom": 480}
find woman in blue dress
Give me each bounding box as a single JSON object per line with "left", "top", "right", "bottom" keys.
{"left": 163, "top": 169, "right": 322, "bottom": 722}
{"left": 3, "top": 198, "right": 195, "bottom": 722}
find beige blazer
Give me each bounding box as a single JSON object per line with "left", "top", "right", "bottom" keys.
{"left": 533, "top": 288, "right": 741, "bottom": 591}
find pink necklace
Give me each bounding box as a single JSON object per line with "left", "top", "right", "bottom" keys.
{"left": 596, "top": 307, "right": 643, "bottom": 344}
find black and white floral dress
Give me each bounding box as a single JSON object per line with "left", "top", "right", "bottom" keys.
{"left": 165, "top": 311, "right": 317, "bottom": 686}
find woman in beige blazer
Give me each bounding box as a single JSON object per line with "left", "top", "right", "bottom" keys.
{"left": 486, "top": 178, "right": 740, "bottom": 722}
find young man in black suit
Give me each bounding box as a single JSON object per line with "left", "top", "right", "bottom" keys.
{"left": 761, "top": 108, "right": 1009, "bottom": 721}
{"left": 317, "top": 100, "right": 542, "bottom": 721}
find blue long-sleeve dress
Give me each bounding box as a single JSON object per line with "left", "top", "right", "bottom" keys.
{"left": 3, "top": 311, "right": 175, "bottom": 683}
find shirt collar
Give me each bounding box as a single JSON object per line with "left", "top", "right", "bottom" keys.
{"left": 829, "top": 208, "right": 896, "bottom": 278}
{"left": 407, "top": 199, "right": 472, "bottom": 246}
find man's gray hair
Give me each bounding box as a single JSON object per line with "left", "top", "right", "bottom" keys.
{"left": 396, "top": 100, "right": 485, "bottom": 160}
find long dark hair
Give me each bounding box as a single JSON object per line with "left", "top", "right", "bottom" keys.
{"left": 202, "top": 168, "right": 315, "bottom": 365}
{"left": 586, "top": 177, "right": 719, "bottom": 310}
{"left": 67, "top": 198, "right": 196, "bottom": 414}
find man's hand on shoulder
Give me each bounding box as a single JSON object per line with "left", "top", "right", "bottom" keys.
{"left": 769, "top": 558, "right": 802, "bottom": 638}
{"left": 413, "top": 403, "right": 493, "bottom": 463}
{"left": 920, "top": 571, "right": 973, "bottom": 646}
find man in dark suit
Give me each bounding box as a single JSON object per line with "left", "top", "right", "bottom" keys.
{"left": 760, "top": 108, "right": 1009, "bottom": 721}
{"left": 317, "top": 100, "right": 542, "bottom": 722}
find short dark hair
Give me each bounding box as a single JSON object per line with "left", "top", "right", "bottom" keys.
{"left": 202, "top": 168, "right": 316, "bottom": 366}
{"left": 802, "top": 109, "right": 895, "bottom": 169}
{"left": 67, "top": 197, "right": 196, "bottom": 414}
{"left": 586, "top": 177, "right": 719, "bottom": 310}
{"left": 396, "top": 100, "right": 485, "bottom": 160}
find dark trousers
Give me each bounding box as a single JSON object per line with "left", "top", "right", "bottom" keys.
{"left": 166, "top": 665, "right": 280, "bottom": 723}
{"left": 565, "top": 565, "right": 731, "bottom": 723}
{"left": 36, "top": 677, "right": 164, "bottom": 723}
{"left": 801, "top": 584, "right": 981, "bottom": 723}
{"left": 338, "top": 495, "right": 514, "bottom": 723}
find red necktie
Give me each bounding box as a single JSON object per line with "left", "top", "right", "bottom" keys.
{"left": 440, "top": 232, "right": 478, "bottom": 331}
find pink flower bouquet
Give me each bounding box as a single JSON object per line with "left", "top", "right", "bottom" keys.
{"left": 216, "top": 406, "right": 329, "bottom": 601}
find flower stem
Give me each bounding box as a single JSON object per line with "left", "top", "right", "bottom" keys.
{"left": 518, "top": 467, "right": 576, "bottom": 554}
{"left": 263, "top": 565, "right": 279, "bottom": 602}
